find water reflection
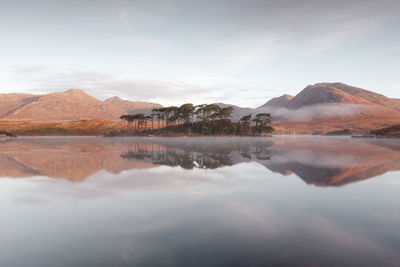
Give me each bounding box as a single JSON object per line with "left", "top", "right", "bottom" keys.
{"left": 120, "top": 140, "right": 272, "bottom": 169}
{"left": 0, "top": 136, "right": 399, "bottom": 186}
{"left": 0, "top": 137, "right": 400, "bottom": 267}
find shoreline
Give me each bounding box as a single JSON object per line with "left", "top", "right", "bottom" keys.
{"left": 1, "top": 119, "right": 399, "bottom": 138}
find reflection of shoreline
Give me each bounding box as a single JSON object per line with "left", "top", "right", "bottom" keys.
{"left": 0, "top": 137, "right": 399, "bottom": 187}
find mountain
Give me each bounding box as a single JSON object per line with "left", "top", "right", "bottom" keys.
{"left": 287, "top": 83, "right": 372, "bottom": 109}
{"left": 4, "top": 89, "right": 123, "bottom": 121}
{"left": 105, "top": 96, "right": 162, "bottom": 114}
{"left": 257, "top": 83, "right": 400, "bottom": 134}
{"left": 262, "top": 82, "right": 400, "bottom": 111}
{"left": 259, "top": 94, "right": 293, "bottom": 108}
{"left": 1, "top": 83, "right": 399, "bottom": 134}
{"left": 0, "top": 90, "right": 163, "bottom": 121}
{"left": 213, "top": 83, "right": 400, "bottom": 133}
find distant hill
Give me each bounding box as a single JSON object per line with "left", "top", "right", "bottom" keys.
{"left": 259, "top": 94, "right": 293, "bottom": 108}
{"left": 0, "top": 90, "right": 162, "bottom": 121}
{"left": 213, "top": 103, "right": 255, "bottom": 121}
{"left": 105, "top": 96, "right": 162, "bottom": 114}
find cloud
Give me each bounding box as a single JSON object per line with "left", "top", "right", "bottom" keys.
{"left": 11, "top": 65, "right": 47, "bottom": 74}
{"left": 214, "top": 2, "right": 392, "bottom": 66}
{"left": 9, "top": 66, "right": 232, "bottom": 105}
{"left": 2, "top": 162, "right": 400, "bottom": 266}
{"left": 2, "top": 0, "right": 400, "bottom": 106}
{"left": 10, "top": 64, "right": 282, "bottom": 106}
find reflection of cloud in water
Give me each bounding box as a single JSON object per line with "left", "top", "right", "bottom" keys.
{"left": 10, "top": 162, "right": 265, "bottom": 202}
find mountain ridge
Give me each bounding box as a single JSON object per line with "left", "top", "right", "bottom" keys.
{"left": 4, "top": 89, "right": 123, "bottom": 121}
{"left": 262, "top": 82, "right": 400, "bottom": 111}
{"left": 0, "top": 90, "right": 162, "bottom": 121}
{"left": 0, "top": 83, "right": 399, "bottom": 135}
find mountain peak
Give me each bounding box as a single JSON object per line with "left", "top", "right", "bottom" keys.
{"left": 281, "top": 94, "right": 294, "bottom": 99}
{"left": 285, "top": 82, "right": 400, "bottom": 111}
{"left": 259, "top": 94, "right": 294, "bottom": 108}
{"left": 311, "top": 82, "right": 347, "bottom": 87}
{"left": 106, "top": 96, "right": 123, "bottom": 102}
{"left": 287, "top": 82, "right": 371, "bottom": 109}
{"left": 104, "top": 96, "right": 162, "bottom": 113}
{"left": 258, "top": 82, "right": 400, "bottom": 113}
{"left": 65, "top": 89, "right": 86, "bottom": 94}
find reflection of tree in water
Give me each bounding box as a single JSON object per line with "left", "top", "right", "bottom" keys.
{"left": 238, "top": 144, "right": 271, "bottom": 160}
{"left": 254, "top": 146, "right": 272, "bottom": 160}
{"left": 120, "top": 140, "right": 273, "bottom": 169}
{"left": 121, "top": 149, "right": 152, "bottom": 160}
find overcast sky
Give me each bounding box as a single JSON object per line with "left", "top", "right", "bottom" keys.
{"left": 1, "top": 0, "right": 399, "bottom": 107}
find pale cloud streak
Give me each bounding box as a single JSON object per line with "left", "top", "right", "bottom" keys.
{"left": 1, "top": 0, "right": 400, "bottom": 105}
{"left": 8, "top": 66, "right": 251, "bottom": 106}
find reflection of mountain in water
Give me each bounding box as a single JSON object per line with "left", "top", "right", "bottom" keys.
{"left": 0, "top": 137, "right": 399, "bottom": 186}
{"left": 263, "top": 138, "right": 400, "bottom": 186}
{"left": 0, "top": 138, "right": 157, "bottom": 181}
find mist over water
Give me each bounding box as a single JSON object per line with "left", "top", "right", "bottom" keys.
{"left": 128, "top": 103, "right": 373, "bottom": 123}
{"left": 224, "top": 103, "right": 375, "bottom": 122}
{"left": 0, "top": 136, "right": 399, "bottom": 267}
{"left": 260, "top": 104, "right": 374, "bottom": 121}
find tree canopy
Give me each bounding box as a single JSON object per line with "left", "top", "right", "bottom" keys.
{"left": 118, "top": 103, "right": 274, "bottom": 136}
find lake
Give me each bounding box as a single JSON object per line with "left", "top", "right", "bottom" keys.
{"left": 0, "top": 136, "right": 399, "bottom": 267}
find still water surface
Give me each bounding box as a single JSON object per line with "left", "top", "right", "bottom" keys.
{"left": 0, "top": 136, "right": 399, "bottom": 267}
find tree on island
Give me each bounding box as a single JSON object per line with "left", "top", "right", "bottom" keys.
{"left": 252, "top": 113, "right": 274, "bottom": 134}
{"left": 118, "top": 104, "right": 274, "bottom": 136}
{"left": 238, "top": 114, "right": 252, "bottom": 135}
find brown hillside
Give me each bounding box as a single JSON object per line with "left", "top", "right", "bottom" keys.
{"left": 4, "top": 89, "right": 123, "bottom": 121}
{"left": 272, "top": 115, "right": 400, "bottom": 135}
{"left": 287, "top": 83, "right": 372, "bottom": 109}
{"left": 0, "top": 93, "right": 40, "bottom": 118}
{"left": 329, "top": 82, "right": 400, "bottom": 111}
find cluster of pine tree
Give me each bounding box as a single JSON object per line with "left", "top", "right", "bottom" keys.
{"left": 118, "top": 103, "right": 274, "bottom": 136}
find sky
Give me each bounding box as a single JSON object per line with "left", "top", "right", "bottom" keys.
{"left": 1, "top": 0, "right": 399, "bottom": 107}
